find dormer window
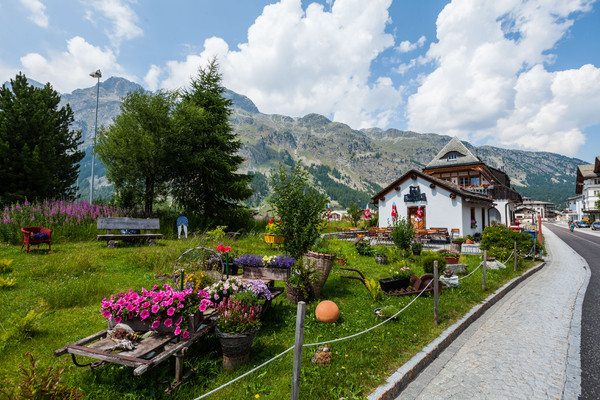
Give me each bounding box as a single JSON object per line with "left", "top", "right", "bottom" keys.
{"left": 448, "top": 154, "right": 457, "bottom": 161}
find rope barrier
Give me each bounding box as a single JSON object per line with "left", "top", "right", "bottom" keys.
{"left": 193, "top": 346, "right": 295, "bottom": 400}
{"left": 457, "top": 262, "right": 482, "bottom": 281}
{"left": 303, "top": 280, "right": 433, "bottom": 348}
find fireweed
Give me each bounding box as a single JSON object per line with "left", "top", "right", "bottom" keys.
{"left": 100, "top": 283, "right": 212, "bottom": 338}
{"left": 216, "top": 295, "right": 262, "bottom": 334}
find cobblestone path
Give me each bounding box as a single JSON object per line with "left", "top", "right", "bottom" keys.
{"left": 396, "top": 228, "right": 589, "bottom": 400}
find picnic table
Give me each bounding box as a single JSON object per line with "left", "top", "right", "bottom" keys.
{"left": 54, "top": 313, "right": 217, "bottom": 394}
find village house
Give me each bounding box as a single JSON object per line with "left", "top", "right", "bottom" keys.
{"left": 372, "top": 137, "right": 522, "bottom": 237}
{"left": 517, "top": 198, "right": 556, "bottom": 222}
{"left": 574, "top": 156, "right": 600, "bottom": 221}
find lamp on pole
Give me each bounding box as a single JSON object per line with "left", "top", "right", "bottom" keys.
{"left": 89, "top": 69, "right": 101, "bottom": 204}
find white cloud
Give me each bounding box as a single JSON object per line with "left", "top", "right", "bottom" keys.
{"left": 153, "top": 0, "right": 402, "bottom": 129}
{"left": 144, "top": 65, "right": 161, "bottom": 91}
{"left": 19, "top": 36, "right": 131, "bottom": 92}
{"left": 407, "top": 0, "right": 599, "bottom": 156}
{"left": 396, "top": 36, "right": 426, "bottom": 53}
{"left": 19, "top": 0, "right": 48, "bottom": 28}
{"left": 86, "top": 0, "right": 143, "bottom": 50}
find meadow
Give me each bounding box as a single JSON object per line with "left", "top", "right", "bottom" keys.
{"left": 0, "top": 214, "right": 540, "bottom": 399}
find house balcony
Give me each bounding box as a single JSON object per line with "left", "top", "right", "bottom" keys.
{"left": 462, "top": 185, "right": 491, "bottom": 196}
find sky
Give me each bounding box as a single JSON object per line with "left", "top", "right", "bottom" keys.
{"left": 1, "top": 0, "right": 600, "bottom": 162}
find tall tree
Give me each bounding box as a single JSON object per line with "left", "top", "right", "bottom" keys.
{"left": 0, "top": 73, "right": 84, "bottom": 205}
{"left": 95, "top": 89, "right": 176, "bottom": 214}
{"left": 169, "top": 59, "right": 252, "bottom": 217}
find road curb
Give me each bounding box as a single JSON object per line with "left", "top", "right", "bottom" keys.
{"left": 368, "top": 260, "right": 546, "bottom": 400}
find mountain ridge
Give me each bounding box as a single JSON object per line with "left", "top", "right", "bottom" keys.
{"left": 4, "top": 76, "right": 581, "bottom": 209}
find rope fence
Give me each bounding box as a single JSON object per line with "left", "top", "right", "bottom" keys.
{"left": 192, "top": 240, "right": 538, "bottom": 399}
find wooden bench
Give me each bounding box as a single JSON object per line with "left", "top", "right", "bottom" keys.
{"left": 97, "top": 217, "right": 163, "bottom": 247}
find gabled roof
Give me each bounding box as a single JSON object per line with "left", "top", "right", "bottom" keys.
{"left": 576, "top": 159, "right": 600, "bottom": 194}
{"left": 424, "top": 136, "right": 481, "bottom": 169}
{"left": 371, "top": 169, "right": 494, "bottom": 205}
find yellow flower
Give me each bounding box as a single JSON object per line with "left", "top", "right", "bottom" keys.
{"left": 373, "top": 345, "right": 377, "bottom": 348}
{"left": 360, "top": 372, "right": 363, "bottom": 375}
{"left": 255, "top": 395, "right": 260, "bottom": 399}
{"left": 342, "top": 366, "right": 345, "bottom": 369}
{"left": 345, "top": 354, "right": 348, "bottom": 357}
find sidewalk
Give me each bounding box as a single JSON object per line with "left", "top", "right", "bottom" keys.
{"left": 370, "top": 227, "right": 590, "bottom": 399}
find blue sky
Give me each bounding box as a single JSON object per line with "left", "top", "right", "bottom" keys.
{"left": 1, "top": 0, "right": 599, "bottom": 162}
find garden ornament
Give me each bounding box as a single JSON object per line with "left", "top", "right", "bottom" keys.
{"left": 177, "top": 216, "right": 188, "bottom": 238}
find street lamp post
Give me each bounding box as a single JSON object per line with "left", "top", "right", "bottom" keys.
{"left": 89, "top": 69, "right": 101, "bottom": 204}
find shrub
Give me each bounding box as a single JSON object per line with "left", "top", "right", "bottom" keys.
{"left": 354, "top": 237, "right": 375, "bottom": 256}
{"left": 390, "top": 217, "right": 415, "bottom": 256}
{"left": 268, "top": 162, "right": 328, "bottom": 259}
{"left": 0, "top": 276, "right": 16, "bottom": 289}
{"left": 479, "top": 225, "right": 536, "bottom": 259}
{"left": 421, "top": 254, "right": 446, "bottom": 274}
{"left": 1, "top": 310, "right": 43, "bottom": 343}
{"left": 0, "top": 258, "right": 13, "bottom": 273}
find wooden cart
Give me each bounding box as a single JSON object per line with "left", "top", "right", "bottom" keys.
{"left": 54, "top": 316, "right": 217, "bottom": 394}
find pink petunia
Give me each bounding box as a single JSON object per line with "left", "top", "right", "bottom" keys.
{"left": 167, "top": 307, "right": 175, "bottom": 316}
{"left": 164, "top": 318, "right": 173, "bottom": 327}
{"left": 151, "top": 320, "right": 160, "bottom": 329}
{"left": 115, "top": 316, "right": 122, "bottom": 323}
{"left": 174, "top": 326, "right": 181, "bottom": 336}
{"left": 151, "top": 304, "right": 160, "bottom": 313}
{"left": 182, "top": 331, "right": 190, "bottom": 339}
{"left": 140, "top": 309, "right": 150, "bottom": 320}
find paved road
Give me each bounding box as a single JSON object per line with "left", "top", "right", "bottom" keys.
{"left": 545, "top": 224, "right": 600, "bottom": 400}
{"left": 395, "top": 226, "right": 589, "bottom": 400}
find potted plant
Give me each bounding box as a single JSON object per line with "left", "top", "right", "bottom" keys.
{"left": 378, "top": 260, "right": 413, "bottom": 293}
{"left": 411, "top": 241, "right": 423, "bottom": 256}
{"left": 375, "top": 245, "right": 388, "bottom": 264}
{"left": 286, "top": 259, "right": 318, "bottom": 304}
{"left": 305, "top": 237, "right": 336, "bottom": 298}
{"left": 465, "top": 234, "right": 475, "bottom": 244}
{"left": 236, "top": 254, "right": 294, "bottom": 281}
{"left": 264, "top": 218, "right": 284, "bottom": 247}
{"left": 215, "top": 290, "right": 262, "bottom": 370}
{"left": 101, "top": 284, "right": 213, "bottom": 338}
{"left": 438, "top": 249, "right": 460, "bottom": 264}
{"left": 354, "top": 236, "right": 375, "bottom": 256}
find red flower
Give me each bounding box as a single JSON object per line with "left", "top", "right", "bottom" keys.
{"left": 216, "top": 244, "right": 232, "bottom": 253}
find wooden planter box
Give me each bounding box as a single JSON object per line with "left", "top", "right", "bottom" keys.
{"left": 263, "top": 234, "right": 284, "bottom": 244}
{"left": 443, "top": 256, "right": 460, "bottom": 265}
{"left": 242, "top": 266, "right": 290, "bottom": 281}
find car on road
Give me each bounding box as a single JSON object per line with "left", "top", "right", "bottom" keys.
{"left": 576, "top": 220, "right": 590, "bottom": 228}
{"left": 592, "top": 221, "right": 600, "bottom": 231}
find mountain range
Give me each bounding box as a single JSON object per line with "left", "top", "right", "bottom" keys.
{"left": 4, "top": 76, "right": 583, "bottom": 210}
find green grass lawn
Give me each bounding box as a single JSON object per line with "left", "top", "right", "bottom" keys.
{"left": 0, "top": 235, "right": 539, "bottom": 399}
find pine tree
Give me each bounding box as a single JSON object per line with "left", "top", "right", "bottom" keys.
{"left": 0, "top": 73, "right": 84, "bottom": 204}
{"left": 169, "top": 59, "right": 252, "bottom": 217}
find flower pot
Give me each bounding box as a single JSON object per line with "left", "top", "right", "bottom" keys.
{"left": 466, "top": 239, "right": 475, "bottom": 244}
{"left": 304, "top": 251, "right": 335, "bottom": 298}
{"left": 242, "top": 265, "right": 290, "bottom": 281}
{"left": 336, "top": 256, "right": 347, "bottom": 266}
{"left": 412, "top": 249, "right": 422, "bottom": 256}
{"left": 443, "top": 256, "right": 459, "bottom": 265}
{"left": 263, "top": 234, "right": 284, "bottom": 244}
{"left": 375, "top": 255, "right": 388, "bottom": 264}
{"left": 215, "top": 327, "right": 259, "bottom": 370}
{"left": 378, "top": 277, "right": 410, "bottom": 293}
{"left": 286, "top": 282, "right": 307, "bottom": 304}
{"left": 223, "top": 263, "right": 239, "bottom": 276}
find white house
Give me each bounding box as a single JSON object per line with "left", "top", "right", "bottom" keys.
{"left": 372, "top": 169, "right": 495, "bottom": 237}
{"left": 567, "top": 195, "right": 583, "bottom": 220}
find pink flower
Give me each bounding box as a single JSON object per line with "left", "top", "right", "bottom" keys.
{"left": 167, "top": 307, "right": 175, "bottom": 316}
{"left": 164, "top": 318, "right": 173, "bottom": 327}
{"left": 174, "top": 326, "right": 181, "bottom": 336}
{"left": 140, "top": 309, "right": 150, "bottom": 320}
{"left": 151, "top": 320, "right": 160, "bottom": 329}
{"left": 151, "top": 305, "right": 160, "bottom": 313}
{"left": 115, "top": 316, "right": 122, "bottom": 323}
{"left": 182, "top": 331, "right": 190, "bottom": 339}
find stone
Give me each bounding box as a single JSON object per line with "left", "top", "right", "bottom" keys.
{"left": 440, "top": 275, "right": 460, "bottom": 288}
{"left": 315, "top": 300, "right": 340, "bottom": 323}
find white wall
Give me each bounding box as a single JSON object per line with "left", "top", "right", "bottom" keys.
{"left": 377, "top": 176, "right": 487, "bottom": 236}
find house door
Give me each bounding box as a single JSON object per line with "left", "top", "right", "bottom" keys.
{"left": 408, "top": 206, "right": 426, "bottom": 230}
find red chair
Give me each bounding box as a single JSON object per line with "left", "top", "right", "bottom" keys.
{"left": 21, "top": 227, "right": 52, "bottom": 253}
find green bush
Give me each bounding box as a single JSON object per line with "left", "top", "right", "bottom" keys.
{"left": 421, "top": 253, "right": 446, "bottom": 274}
{"left": 480, "top": 225, "right": 537, "bottom": 259}
{"left": 390, "top": 217, "right": 415, "bottom": 256}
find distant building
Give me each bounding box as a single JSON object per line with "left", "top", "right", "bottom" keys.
{"left": 567, "top": 195, "right": 583, "bottom": 220}
{"left": 575, "top": 156, "right": 600, "bottom": 221}
{"left": 517, "top": 198, "right": 556, "bottom": 221}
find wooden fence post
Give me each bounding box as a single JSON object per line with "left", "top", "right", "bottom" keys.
{"left": 434, "top": 260, "right": 439, "bottom": 325}
{"left": 291, "top": 301, "right": 306, "bottom": 400}
{"left": 514, "top": 241, "right": 517, "bottom": 272}
{"left": 483, "top": 250, "right": 487, "bottom": 291}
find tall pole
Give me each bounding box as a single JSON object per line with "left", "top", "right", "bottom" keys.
{"left": 89, "top": 70, "right": 101, "bottom": 204}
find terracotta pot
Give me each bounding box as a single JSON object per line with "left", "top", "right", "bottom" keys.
{"left": 336, "top": 257, "right": 347, "bottom": 266}
{"left": 466, "top": 239, "right": 475, "bottom": 244}
{"left": 444, "top": 256, "right": 459, "bottom": 265}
